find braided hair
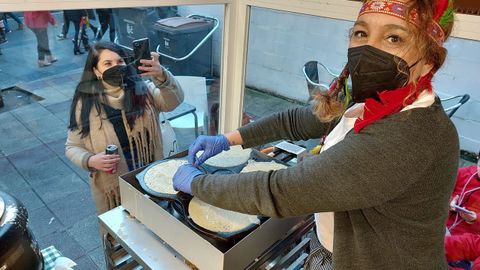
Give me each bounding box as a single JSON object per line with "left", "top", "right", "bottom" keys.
{"left": 312, "top": 0, "right": 455, "bottom": 122}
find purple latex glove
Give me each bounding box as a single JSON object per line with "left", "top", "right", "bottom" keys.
{"left": 173, "top": 164, "right": 204, "bottom": 194}
{"left": 188, "top": 135, "right": 230, "bottom": 166}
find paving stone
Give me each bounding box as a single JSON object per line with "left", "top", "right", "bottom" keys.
{"left": 10, "top": 187, "right": 45, "bottom": 212}
{"left": 44, "top": 74, "right": 73, "bottom": 87}
{"left": 0, "top": 116, "right": 35, "bottom": 139}
{"left": 88, "top": 246, "right": 107, "bottom": 270}
{"left": 19, "top": 79, "right": 51, "bottom": 92}
{"left": 69, "top": 215, "right": 102, "bottom": 253}
{"left": 60, "top": 156, "right": 90, "bottom": 182}
{"left": 36, "top": 90, "right": 71, "bottom": 106}
{"left": 0, "top": 156, "right": 17, "bottom": 175}
{"left": 46, "top": 137, "right": 68, "bottom": 157}
{"left": 0, "top": 111, "right": 16, "bottom": 123}
{"left": 10, "top": 102, "right": 52, "bottom": 123}
{"left": 32, "top": 173, "right": 89, "bottom": 204}
{"left": 55, "top": 110, "right": 71, "bottom": 124}
{"left": 21, "top": 114, "right": 67, "bottom": 143}
{"left": 57, "top": 88, "right": 75, "bottom": 99}
{"left": 0, "top": 118, "right": 40, "bottom": 155}
{"left": 23, "top": 114, "right": 66, "bottom": 136}
{"left": 38, "top": 230, "right": 86, "bottom": 261}
{"left": 0, "top": 75, "right": 18, "bottom": 89}
{"left": 28, "top": 206, "right": 64, "bottom": 238}
{"left": 74, "top": 255, "right": 100, "bottom": 270}
{"left": 48, "top": 190, "right": 96, "bottom": 228}
{"left": 0, "top": 136, "right": 44, "bottom": 156}
{"left": 0, "top": 171, "right": 30, "bottom": 192}
{"left": 44, "top": 100, "right": 72, "bottom": 114}
{"left": 21, "top": 157, "right": 74, "bottom": 185}
{"left": 8, "top": 144, "right": 56, "bottom": 171}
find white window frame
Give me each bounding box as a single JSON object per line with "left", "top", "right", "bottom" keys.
{"left": 3, "top": 0, "right": 479, "bottom": 133}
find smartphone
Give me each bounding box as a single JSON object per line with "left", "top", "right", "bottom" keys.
{"left": 454, "top": 205, "right": 474, "bottom": 215}
{"left": 132, "top": 38, "right": 151, "bottom": 73}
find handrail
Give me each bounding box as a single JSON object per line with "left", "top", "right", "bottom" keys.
{"left": 156, "top": 14, "right": 219, "bottom": 61}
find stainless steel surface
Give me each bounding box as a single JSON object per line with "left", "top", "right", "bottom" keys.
{"left": 98, "top": 207, "right": 191, "bottom": 270}
{"left": 246, "top": 217, "right": 314, "bottom": 270}
{"left": 119, "top": 167, "right": 307, "bottom": 270}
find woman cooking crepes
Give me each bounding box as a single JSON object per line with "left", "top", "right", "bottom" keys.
{"left": 173, "top": 0, "right": 459, "bottom": 269}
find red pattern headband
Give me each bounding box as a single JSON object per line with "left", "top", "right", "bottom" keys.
{"left": 358, "top": 0, "right": 446, "bottom": 45}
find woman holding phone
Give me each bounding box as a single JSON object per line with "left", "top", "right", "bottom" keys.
{"left": 65, "top": 41, "right": 184, "bottom": 214}
{"left": 447, "top": 155, "right": 480, "bottom": 236}
{"left": 174, "top": 0, "right": 459, "bottom": 269}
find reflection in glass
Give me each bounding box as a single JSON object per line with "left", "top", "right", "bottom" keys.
{"left": 1, "top": 8, "right": 224, "bottom": 267}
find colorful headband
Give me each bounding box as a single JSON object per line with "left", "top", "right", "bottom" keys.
{"left": 358, "top": 0, "right": 453, "bottom": 45}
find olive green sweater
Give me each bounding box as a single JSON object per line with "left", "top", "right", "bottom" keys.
{"left": 192, "top": 99, "right": 459, "bottom": 269}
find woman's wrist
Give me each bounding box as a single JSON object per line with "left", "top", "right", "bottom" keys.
{"left": 86, "top": 155, "right": 97, "bottom": 172}
{"left": 225, "top": 130, "right": 243, "bottom": 146}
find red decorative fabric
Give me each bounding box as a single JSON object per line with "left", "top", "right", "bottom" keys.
{"left": 434, "top": 0, "right": 450, "bottom": 21}
{"left": 358, "top": 1, "right": 445, "bottom": 44}
{"left": 353, "top": 73, "right": 433, "bottom": 133}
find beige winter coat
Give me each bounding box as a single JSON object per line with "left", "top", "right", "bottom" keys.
{"left": 65, "top": 71, "right": 183, "bottom": 214}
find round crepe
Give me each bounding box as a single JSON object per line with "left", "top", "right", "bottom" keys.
{"left": 188, "top": 197, "right": 260, "bottom": 233}
{"left": 143, "top": 159, "right": 187, "bottom": 194}
{"left": 199, "top": 145, "right": 252, "bottom": 168}
{"left": 240, "top": 160, "right": 287, "bottom": 173}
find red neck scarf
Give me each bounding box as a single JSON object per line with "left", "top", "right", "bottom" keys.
{"left": 353, "top": 72, "right": 433, "bottom": 132}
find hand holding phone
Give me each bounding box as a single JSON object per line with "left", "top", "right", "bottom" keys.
{"left": 133, "top": 38, "right": 151, "bottom": 73}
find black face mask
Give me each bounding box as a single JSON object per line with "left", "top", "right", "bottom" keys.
{"left": 101, "top": 65, "right": 128, "bottom": 87}
{"left": 347, "top": 45, "right": 416, "bottom": 103}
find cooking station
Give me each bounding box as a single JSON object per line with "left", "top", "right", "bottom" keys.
{"left": 99, "top": 149, "right": 315, "bottom": 270}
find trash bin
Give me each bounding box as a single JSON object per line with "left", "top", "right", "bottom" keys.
{"left": 113, "top": 7, "right": 161, "bottom": 48}
{"left": 154, "top": 15, "right": 217, "bottom": 78}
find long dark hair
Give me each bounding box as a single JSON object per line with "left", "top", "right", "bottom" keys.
{"left": 68, "top": 41, "right": 149, "bottom": 137}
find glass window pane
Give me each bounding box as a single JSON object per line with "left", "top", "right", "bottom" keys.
{"left": 243, "top": 7, "right": 351, "bottom": 123}
{"left": 0, "top": 6, "right": 224, "bottom": 266}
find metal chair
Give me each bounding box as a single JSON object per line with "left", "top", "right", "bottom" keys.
{"left": 302, "top": 61, "right": 339, "bottom": 101}
{"left": 440, "top": 94, "right": 470, "bottom": 118}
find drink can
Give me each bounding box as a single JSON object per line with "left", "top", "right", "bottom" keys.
{"left": 105, "top": 144, "right": 118, "bottom": 174}
{"left": 105, "top": 144, "right": 118, "bottom": 155}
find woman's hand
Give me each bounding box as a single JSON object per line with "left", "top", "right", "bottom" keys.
{"left": 138, "top": 52, "right": 166, "bottom": 82}
{"left": 188, "top": 135, "right": 230, "bottom": 167}
{"left": 460, "top": 210, "right": 477, "bottom": 224}
{"left": 88, "top": 152, "right": 121, "bottom": 173}
{"left": 449, "top": 195, "right": 459, "bottom": 211}
{"left": 173, "top": 164, "right": 204, "bottom": 194}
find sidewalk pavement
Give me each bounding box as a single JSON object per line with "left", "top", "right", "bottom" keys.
{"left": 0, "top": 11, "right": 106, "bottom": 270}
